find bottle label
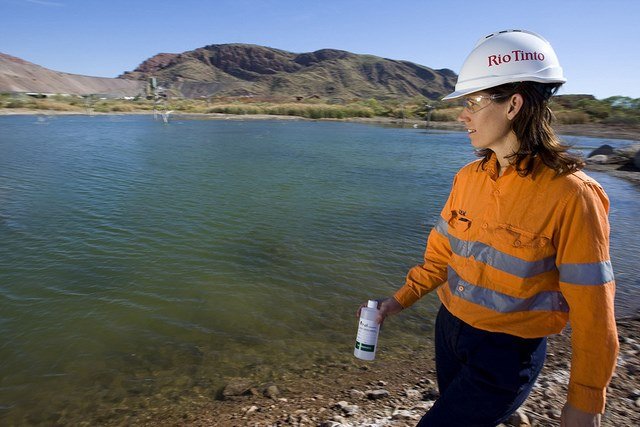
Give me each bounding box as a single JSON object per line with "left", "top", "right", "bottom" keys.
{"left": 355, "top": 319, "right": 378, "bottom": 352}
{"left": 355, "top": 341, "right": 375, "bottom": 352}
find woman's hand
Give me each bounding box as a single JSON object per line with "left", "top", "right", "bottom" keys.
{"left": 560, "top": 402, "right": 601, "bottom": 426}
{"left": 357, "top": 297, "right": 404, "bottom": 325}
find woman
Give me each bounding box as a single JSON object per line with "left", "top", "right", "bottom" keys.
{"left": 362, "top": 30, "right": 618, "bottom": 426}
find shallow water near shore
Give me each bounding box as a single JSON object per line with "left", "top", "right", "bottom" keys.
{"left": 0, "top": 115, "right": 638, "bottom": 425}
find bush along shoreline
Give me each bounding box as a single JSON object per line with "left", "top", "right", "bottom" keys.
{"left": 1, "top": 93, "right": 639, "bottom": 126}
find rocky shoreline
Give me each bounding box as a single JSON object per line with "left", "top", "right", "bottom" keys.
{"left": 583, "top": 142, "right": 640, "bottom": 188}
{"left": 126, "top": 313, "right": 639, "bottom": 427}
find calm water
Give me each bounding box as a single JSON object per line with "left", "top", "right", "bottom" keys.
{"left": 0, "top": 115, "right": 638, "bottom": 425}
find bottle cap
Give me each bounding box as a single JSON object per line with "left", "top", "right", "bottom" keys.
{"left": 367, "top": 300, "right": 378, "bottom": 309}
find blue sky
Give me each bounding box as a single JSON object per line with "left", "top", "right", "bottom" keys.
{"left": 2, "top": 0, "right": 638, "bottom": 99}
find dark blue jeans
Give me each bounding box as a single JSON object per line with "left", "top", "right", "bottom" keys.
{"left": 418, "top": 305, "right": 547, "bottom": 427}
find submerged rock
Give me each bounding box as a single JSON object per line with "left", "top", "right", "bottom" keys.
{"left": 221, "top": 377, "right": 254, "bottom": 400}
{"left": 264, "top": 384, "right": 280, "bottom": 399}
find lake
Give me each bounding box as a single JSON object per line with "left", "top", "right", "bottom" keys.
{"left": 0, "top": 115, "right": 638, "bottom": 424}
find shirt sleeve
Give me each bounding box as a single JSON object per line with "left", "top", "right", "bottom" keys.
{"left": 394, "top": 176, "right": 455, "bottom": 308}
{"left": 554, "top": 180, "right": 619, "bottom": 414}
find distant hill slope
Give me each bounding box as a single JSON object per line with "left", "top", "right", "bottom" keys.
{"left": 120, "top": 44, "right": 457, "bottom": 100}
{"left": 0, "top": 53, "right": 145, "bottom": 97}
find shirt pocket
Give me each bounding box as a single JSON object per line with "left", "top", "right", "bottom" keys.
{"left": 495, "top": 223, "right": 551, "bottom": 253}
{"left": 447, "top": 210, "right": 473, "bottom": 257}
{"left": 447, "top": 210, "right": 472, "bottom": 233}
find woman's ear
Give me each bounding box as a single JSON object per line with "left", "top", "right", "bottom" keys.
{"left": 506, "top": 93, "right": 524, "bottom": 120}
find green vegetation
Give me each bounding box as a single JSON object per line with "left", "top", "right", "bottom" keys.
{"left": 551, "top": 95, "right": 640, "bottom": 125}
{"left": 1, "top": 93, "right": 639, "bottom": 126}
{"left": 203, "top": 102, "right": 375, "bottom": 119}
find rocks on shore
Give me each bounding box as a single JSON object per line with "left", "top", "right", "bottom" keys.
{"left": 221, "top": 378, "right": 281, "bottom": 401}
{"left": 202, "top": 314, "right": 639, "bottom": 427}
{"left": 584, "top": 143, "right": 640, "bottom": 187}
{"left": 586, "top": 143, "right": 640, "bottom": 169}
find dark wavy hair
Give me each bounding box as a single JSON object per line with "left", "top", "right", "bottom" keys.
{"left": 477, "top": 81, "right": 585, "bottom": 176}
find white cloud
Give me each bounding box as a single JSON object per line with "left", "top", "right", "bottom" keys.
{"left": 24, "top": 0, "right": 65, "bottom": 6}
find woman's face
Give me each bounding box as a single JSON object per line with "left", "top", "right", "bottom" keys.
{"left": 457, "top": 91, "right": 514, "bottom": 152}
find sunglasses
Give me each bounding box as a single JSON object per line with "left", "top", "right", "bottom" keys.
{"left": 457, "top": 94, "right": 508, "bottom": 113}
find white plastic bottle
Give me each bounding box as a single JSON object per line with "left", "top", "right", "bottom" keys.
{"left": 354, "top": 300, "right": 381, "bottom": 361}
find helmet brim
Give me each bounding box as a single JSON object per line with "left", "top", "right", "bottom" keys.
{"left": 442, "top": 75, "right": 567, "bottom": 100}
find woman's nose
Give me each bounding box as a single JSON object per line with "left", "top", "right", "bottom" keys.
{"left": 457, "top": 108, "right": 469, "bottom": 123}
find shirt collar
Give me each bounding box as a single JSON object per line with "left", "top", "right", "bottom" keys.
{"left": 484, "top": 153, "right": 499, "bottom": 180}
{"left": 482, "top": 152, "right": 539, "bottom": 181}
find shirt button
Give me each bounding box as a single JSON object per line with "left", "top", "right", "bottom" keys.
{"left": 493, "top": 190, "right": 500, "bottom": 196}
{"left": 514, "top": 240, "right": 522, "bottom": 247}
{"left": 457, "top": 285, "right": 464, "bottom": 292}
{"left": 482, "top": 222, "right": 488, "bottom": 229}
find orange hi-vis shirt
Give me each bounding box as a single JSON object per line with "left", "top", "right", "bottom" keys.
{"left": 394, "top": 154, "right": 618, "bottom": 414}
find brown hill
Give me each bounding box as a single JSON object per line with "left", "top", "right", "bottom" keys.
{"left": 120, "top": 44, "right": 456, "bottom": 100}
{"left": 0, "top": 53, "right": 145, "bottom": 97}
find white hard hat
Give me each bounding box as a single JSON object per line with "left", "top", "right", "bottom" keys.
{"left": 442, "top": 29, "right": 566, "bottom": 100}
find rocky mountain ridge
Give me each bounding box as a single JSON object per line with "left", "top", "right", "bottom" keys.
{"left": 120, "top": 44, "right": 456, "bottom": 100}
{"left": 0, "top": 44, "right": 456, "bottom": 100}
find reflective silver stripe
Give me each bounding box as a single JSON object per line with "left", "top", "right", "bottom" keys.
{"left": 559, "top": 261, "right": 614, "bottom": 285}
{"left": 434, "top": 217, "right": 448, "bottom": 237}
{"left": 448, "top": 267, "right": 569, "bottom": 313}
{"left": 448, "top": 234, "right": 556, "bottom": 278}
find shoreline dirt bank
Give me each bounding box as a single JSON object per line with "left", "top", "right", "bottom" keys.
{"left": 124, "top": 314, "right": 639, "bottom": 427}
{"left": 2, "top": 108, "right": 640, "bottom": 142}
